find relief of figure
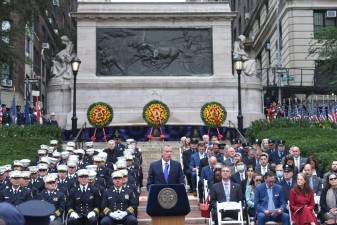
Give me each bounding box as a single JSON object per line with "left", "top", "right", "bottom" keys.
{"left": 233, "top": 35, "right": 257, "bottom": 77}
{"left": 51, "top": 35, "right": 74, "bottom": 80}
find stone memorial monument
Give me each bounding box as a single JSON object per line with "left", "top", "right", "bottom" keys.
{"left": 47, "top": 1, "right": 264, "bottom": 129}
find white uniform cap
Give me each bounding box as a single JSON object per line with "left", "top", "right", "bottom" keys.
{"left": 120, "top": 169, "right": 128, "bottom": 177}
{"left": 60, "top": 151, "right": 70, "bottom": 159}
{"left": 77, "top": 169, "right": 89, "bottom": 177}
{"left": 94, "top": 149, "right": 103, "bottom": 153}
{"left": 9, "top": 170, "right": 22, "bottom": 178}
{"left": 44, "top": 174, "right": 57, "bottom": 183}
{"left": 125, "top": 154, "right": 133, "bottom": 161}
{"left": 126, "top": 139, "right": 135, "bottom": 144}
{"left": 67, "top": 141, "right": 76, "bottom": 147}
{"left": 52, "top": 151, "right": 61, "bottom": 158}
{"left": 39, "top": 157, "right": 50, "bottom": 165}
{"left": 0, "top": 166, "right": 6, "bottom": 174}
{"left": 65, "top": 146, "right": 74, "bottom": 152}
{"left": 48, "top": 146, "right": 54, "bottom": 154}
{"left": 38, "top": 149, "right": 47, "bottom": 155}
{"left": 38, "top": 163, "right": 48, "bottom": 170}
{"left": 3, "top": 164, "right": 12, "bottom": 172}
{"left": 57, "top": 164, "right": 68, "bottom": 172}
{"left": 116, "top": 160, "right": 127, "bottom": 169}
{"left": 40, "top": 145, "right": 49, "bottom": 150}
{"left": 117, "top": 157, "right": 126, "bottom": 162}
{"left": 50, "top": 140, "right": 58, "bottom": 145}
{"left": 97, "top": 152, "right": 107, "bottom": 161}
{"left": 86, "top": 165, "right": 97, "bottom": 171}
{"left": 88, "top": 170, "right": 97, "bottom": 179}
{"left": 108, "top": 140, "right": 115, "bottom": 144}
{"left": 68, "top": 155, "right": 79, "bottom": 162}
{"left": 67, "top": 160, "right": 77, "bottom": 167}
{"left": 74, "top": 149, "right": 85, "bottom": 155}
{"left": 93, "top": 155, "right": 102, "bottom": 162}
{"left": 21, "top": 171, "right": 31, "bottom": 178}
{"left": 20, "top": 159, "right": 31, "bottom": 167}
{"left": 13, "top": 160, "right": 23, "bottom": 167}
{"left": 86, "top": 148, "right": 95, "bottom": 155}
{"left": 85, "top": 141, "right": 94, "bottom": 147}
{"left": 28, "top": 166, "right": 38, "bottom": 173}
{"left": 112, "top": 170, "right": 123, "bottom": 178}
{"left": 49, "top": 157, "right": 58, "bottom": 165}
{"left": 125, "top": 148, "right": 134, "bottom": 155}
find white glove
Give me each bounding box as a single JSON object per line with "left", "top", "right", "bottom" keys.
{"left": 70, "top": 212, "right": 79, "bottom": 219}
{"left": 109, "top": 211, "right": 118, "bottom": 219}
{"left": 49, "top": 215, "right": 55, "bottom": 221}
{"left": 87, "top": 211, "right": 96, "bottom": 219}
{"left": 115, "top": 211, "right": 128, "bottom": 220}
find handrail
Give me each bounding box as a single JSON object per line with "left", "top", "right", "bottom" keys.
{"left": 228, "top": 120, "right": 247, "bottom": 144}
{"left": 74, "top": 122, "right": 86, "bottom": 148}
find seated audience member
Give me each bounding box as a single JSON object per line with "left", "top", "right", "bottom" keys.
{"left": 320, "top": 173, "right": 337, "bottom": 224}
{"left": 306, "top": 157, "right": 323, "bottom": 178}
{"left": 289, "top": 173, "right": 318, "bottom": 225}
{"left": 254, "top": 171, "right": 289, "bottom": 225}
{"left": 302, "top": 163, "right": 322, "bottom": 196}
{"left": 283, "top": 155, "right": 298, "bottom": 176}
{"left": 245, "top": 173, "right": 263, "bottom": 217}
{"left": 210, "top": 166, "right": 243, "bottom": 225}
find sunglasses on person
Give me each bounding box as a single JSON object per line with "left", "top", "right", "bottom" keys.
{"left": 329, "top": 177, "right": 337, "bottom": 181}
{"left": 46, "top": 181, "right": 56, "bottom": 184}
{"left": 255, "top": 179, "right": 262, "bottom": 182}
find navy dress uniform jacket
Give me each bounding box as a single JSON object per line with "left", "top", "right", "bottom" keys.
{"left": 101, "top": 186, "right": 138, "bottom": 216}
{"left": 37, "top": 189, "right": 66, "bottom": 217}
{"left": 0, "top": 186, "right": 31, "bottom": 206}
{"left": 67, "top": 185, "right": 101, "bottom": 216}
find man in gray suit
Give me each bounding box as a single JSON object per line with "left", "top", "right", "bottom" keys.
{"left": 290, "top": 146, "right": 307, "bottom": 171}
{"left": 303, "top": 163, "right": 322, "bottom": 195}
{"left": 210, "top": 165, "right": 243, "bottom": 225}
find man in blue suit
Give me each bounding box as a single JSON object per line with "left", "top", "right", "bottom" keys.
{"left": 147, "top": 145, "right": 185, "bottom": 191}
{"left": 189, "top": 143, "right": 207, "bottom": 195}
{"left": 200, "top": 156, "right": 217, "bottom": 187}
{"left": 254, "top": 171, "right": 290, "bottom": 225}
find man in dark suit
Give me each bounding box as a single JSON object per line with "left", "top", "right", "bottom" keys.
{"left": 210, "top": 165, "right": 243, "bottom": 225}
{"left": 189, "top": 143, "right": 207, "bottom": 195}
{"left": 290, "top": 146, "right": 307, "bottom": 171}
{"left": 182, "top": 139, "right": 198, "bottom": 192}
{"left": 303, "top": 163, "right": 323, "bottom": 196}
{"left": 254, "top": 171, "right": 290, "bottom": 225}
{"left": 147, "top": 145, "right": 185, "bottom": 190}
{"left": 255, "top": 153, "right": 272, "bottom": 176}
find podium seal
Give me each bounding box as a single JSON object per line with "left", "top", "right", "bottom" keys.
{"left": 157, "top": 187, "right": 178, "bottom": 209}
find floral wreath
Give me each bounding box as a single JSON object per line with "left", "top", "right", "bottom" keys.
{"left": 143, "top": 100, "right": 170, "bottom": 126}
{"left": 200, "top": 102, "right": 227, "bottom": 128}
{"left": 87, "top": 102, "right": 113, "bottom": 128}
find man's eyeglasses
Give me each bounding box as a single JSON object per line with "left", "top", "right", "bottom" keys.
{"left": 329, "top": 177, "right": 337, "bottom": 181}
{"left": 255, "top": 179, "right": 262, "bottom": 182}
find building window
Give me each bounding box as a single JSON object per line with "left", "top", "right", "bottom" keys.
{"left": 0, "top": 63, "right": 11, "bottom": 80}
{"left": 1, "top": 20, "right": 11, "bottom": 43}
{"left": 314, "top": 10, "right": 337, "bottom": 35}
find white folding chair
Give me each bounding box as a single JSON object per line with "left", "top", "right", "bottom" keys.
{"left": 203, "top": 179, "right": 209, "bottom": 202}
{"left": 216, "top": 201, "right": 244, "bottom": 225}
{"left": 196, "top": 168, "right": 199, "bottom": 197}
{"left": 287, "top": 200, "right": 293, "bottom": 225}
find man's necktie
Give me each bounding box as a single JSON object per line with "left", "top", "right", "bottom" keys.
{"left": 164, "top": 162, "right": 169, "bottom": 183}
{"left": 224, "top": 183, "right": 230, "bottom": 202}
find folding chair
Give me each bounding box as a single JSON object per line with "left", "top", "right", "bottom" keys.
{"left": 216, "top": 201, "right": 244, "bottom": 225}
{"left": 196, "top": 168, "right": 199, "bottom": 198}
{"left": 287, "top": 200, "right": 293, "bottom": 225}
{"left": 203, "top": 179, "right": 209, "bottom": 202}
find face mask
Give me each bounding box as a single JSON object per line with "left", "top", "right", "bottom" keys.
{"left": 237, "top": 165, "right": 245, "bottom": 172}
{"left": 276, "top": 171, "right": 284, "bottom": 178}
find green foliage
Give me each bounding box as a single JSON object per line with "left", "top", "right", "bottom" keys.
{"left": 247, "top": 119, "right": 337, "bottom": 170}
{"left": 0, "top": 125, "right": 62, "bottom": 164}
{"left": 309, "top": 27, "right": 337, "bottom": 89}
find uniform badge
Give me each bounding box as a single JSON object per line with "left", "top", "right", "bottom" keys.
{"left": 90, "top": 195, "right": 94, "bottom": 199}
{"left": 125, "top": 194, "right": 129, "bottom": 200}
{"left": 53, "top": 198, "right": 58, "bottom": 201}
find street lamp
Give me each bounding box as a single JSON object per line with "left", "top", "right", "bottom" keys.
{"left": 234, "top": 60, "right": 243, "bottom": 134}
{"left": 71, "top": 56, "right": 81, "bottom": 139}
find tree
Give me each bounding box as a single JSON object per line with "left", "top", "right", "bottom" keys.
{"left": 0, "top": 0, "right": 46, "bottom": 65}
{"left": 309, "top": 27, "right": 337, "bottom": 90}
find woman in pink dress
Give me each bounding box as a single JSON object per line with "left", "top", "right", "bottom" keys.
{"left": 289, "top": 172, "right": 318, "bottom": 225}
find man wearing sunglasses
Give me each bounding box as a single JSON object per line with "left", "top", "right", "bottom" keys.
{"left": 37, "top": 174, "right": 65, "bottom": 225}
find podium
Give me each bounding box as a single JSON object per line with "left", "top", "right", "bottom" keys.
{"left": 146, "top": 184, "right": 191, "bottom": 225}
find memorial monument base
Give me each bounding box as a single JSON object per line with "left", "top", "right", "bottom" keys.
{"left": 152, "top": 216, "right": 185, "bottom": 225}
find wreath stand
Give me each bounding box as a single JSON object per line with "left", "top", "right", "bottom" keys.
{"left": 91, "top": 127, "right": 108, "bottom": 142}
{"left": 207, "top": 127, "right": 223, "bottom": 140}
{"left": 147, "top": 126, "right": 165, "bottom": 141}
